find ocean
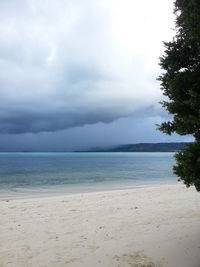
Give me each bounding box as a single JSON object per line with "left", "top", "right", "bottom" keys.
{"left": 0, "top": 152, "right": 178, "bottom": 198}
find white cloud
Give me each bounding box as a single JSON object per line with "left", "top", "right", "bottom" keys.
{"left": 0, "top": 0, "right": 175, "bottom": 133}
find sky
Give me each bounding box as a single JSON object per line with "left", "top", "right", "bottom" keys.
{"left": 0, "top": 0, "right": 192, "bottom": 151}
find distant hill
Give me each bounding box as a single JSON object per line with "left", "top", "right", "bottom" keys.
{"left": 85, "top": 142, "right": 192, "bottom": 152}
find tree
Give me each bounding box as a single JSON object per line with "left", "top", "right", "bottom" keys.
{"left": 158, "top": 0, "right": 200, "bottom": 191}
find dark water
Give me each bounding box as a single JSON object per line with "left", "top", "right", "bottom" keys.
{"left": 0, "top": 152, "right": 178, "bottom": 197}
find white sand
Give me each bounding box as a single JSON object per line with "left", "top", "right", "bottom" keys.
{"left": 0, "top": 184, "right": 200, "bottom": 267}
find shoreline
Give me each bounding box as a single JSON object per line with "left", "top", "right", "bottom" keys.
{"left": 0, "top": 181, "right": 179, "bottom": 201}
{"left": 1, "top": 183, "right": 200, "bottom": 267}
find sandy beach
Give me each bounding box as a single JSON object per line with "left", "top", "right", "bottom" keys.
{"left": 0, "top": 184, "right": 200, "bottom": 267}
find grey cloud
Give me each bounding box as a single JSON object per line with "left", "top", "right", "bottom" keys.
{"left": 0, "top": 0, "right": 174, "bottom": 134}
{"left": 0, "top": 111, "right": 117, "bottom": 134}
{"left": 0, "top": 117, "right": 193, "bottom": 152}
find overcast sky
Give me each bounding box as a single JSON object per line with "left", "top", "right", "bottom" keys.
{"left": 0, "top": 0, "right": 192, "bottom": 151}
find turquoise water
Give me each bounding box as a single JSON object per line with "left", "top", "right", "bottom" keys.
{"left": 0, "top": 152, "right": 178, "bottom": 197}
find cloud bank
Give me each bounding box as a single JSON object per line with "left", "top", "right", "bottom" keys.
{"left": 0, "top": 0, "right": 174, "bottom": 133}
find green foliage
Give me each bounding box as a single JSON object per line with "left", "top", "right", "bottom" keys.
{"left": 174, "top": 143, "right": 200, "bottom": 191}
{"left": 158, "top": 0, "right": 200, "bottom": 191}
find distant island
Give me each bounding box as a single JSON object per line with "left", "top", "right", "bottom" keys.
{"left": 82, "top": 142, "right": 192, "bottom": 152}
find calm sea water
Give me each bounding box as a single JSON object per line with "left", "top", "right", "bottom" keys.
{"left": 0, "top": 152, "right": 178, "bottom": 198}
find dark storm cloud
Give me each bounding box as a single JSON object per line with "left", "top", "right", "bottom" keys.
{"left": 0, "top": 117, "right": 193, "bottom": 152}
{"left": 0, "top": 111, "right": 117, "bottom": 134}
{"left": 0, "top": 0, "right": 174, "bottom": 134}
